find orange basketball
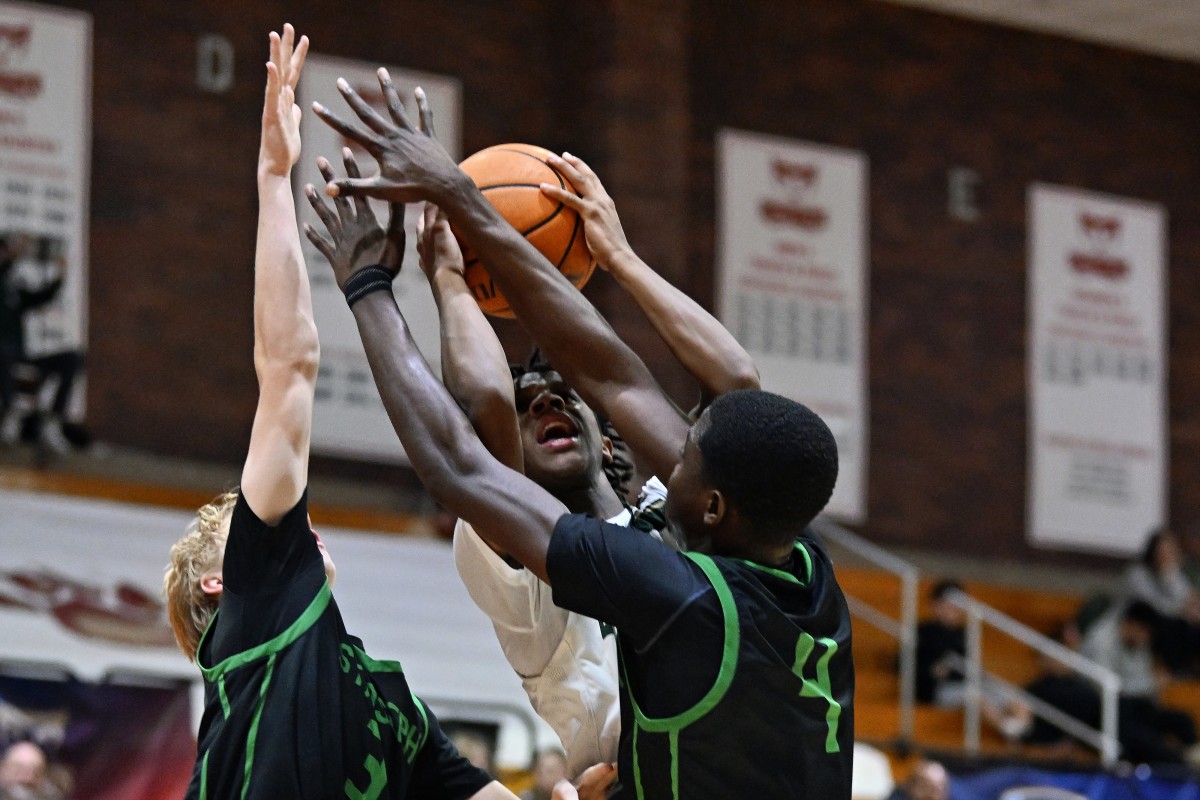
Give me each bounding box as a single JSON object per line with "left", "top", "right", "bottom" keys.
{"left": 456, "top": 143, "right": 595, "bottom": 318}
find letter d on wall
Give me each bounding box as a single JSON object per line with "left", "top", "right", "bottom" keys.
{"left": 196, "top": 33, "right": 234, "bottom": 93}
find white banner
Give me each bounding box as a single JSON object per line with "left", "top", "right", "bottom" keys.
{"left": 716, "top": 129, "right": 869, "bottom": 522}
{"left": 1027, "top": 183, "right": 1167, "bottom": 555}
{"left": 297, "top": 55, "right": 461, "bottom": 462}
{"left": 0, "top": 488, "right": 551, "bottom": 766}
{"left": 0, "top": 1, "right": 90, "bottom": 358}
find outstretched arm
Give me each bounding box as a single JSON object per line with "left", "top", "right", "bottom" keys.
{"left": 352, "top": 292, "right": 565, "bottom": 580}
{"left": 312, "top": 73, "right": 690, "bottom": 482}
{"left": 240, "top": 25, "right": 317, "bottom": 526}
{"left": 541, "top": 153, "right": 759, "bottom": 413}
{"left": 417, "top": 202, "right": 522, "bottom": 472}
{"left": 305, "top": 146, "right": 565, "bottom": 580}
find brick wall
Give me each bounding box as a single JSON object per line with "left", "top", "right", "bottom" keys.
{"left": 685, "top": 0, "right": 1200, "bottom": 562}
{"left": 45, "top": 0, "right": 1200, "bottom": 562}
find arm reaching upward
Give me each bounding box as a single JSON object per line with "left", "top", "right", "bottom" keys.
{"left": 348, "top": 292, "right": 566, "bottom": 580}
{"left": 540, "top": 152, "right": 759, "bottom": 413}
{"left": 306, "top": 131, "right": 564, "bottom": 580}
{"left": 240, "top": 25, "right": 317, "bottom": 526}
{"left": 417, "top": 202, "right": 522, "bottom": 472}
{"left": 312, "top": 72, "right": 690, "bottom": 481}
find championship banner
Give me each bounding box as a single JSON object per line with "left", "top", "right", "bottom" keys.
{"left": 716, "top": 129, "right": 869, "bottom": 522}
{"left": 297, "top": 55, "right": 461, "bottom": 462}
{"left": 0, "top": 2, "right": 90, "bottom": 361}
{"left": 1027, "top": 183, "right": 1167, "bottom": 554}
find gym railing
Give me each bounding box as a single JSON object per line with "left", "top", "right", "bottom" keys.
{"left": 812, "top": 516, "right": 920, "bottom": 747}
{"left": 944, "top": 589, "right": 1121, "bottom": 767}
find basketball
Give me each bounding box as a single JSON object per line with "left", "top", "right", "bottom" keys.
{"left": 456, "top": 143, "right": 595, "bottom": 318}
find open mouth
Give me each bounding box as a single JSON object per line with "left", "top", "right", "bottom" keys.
{"left": 536, "top": 412, "right": 580, "bottom": 448}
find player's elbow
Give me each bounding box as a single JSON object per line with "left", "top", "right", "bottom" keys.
{"left": 724, "top": 362, "right": 761, "bottom": 391}
{"left": 254, "top": 333, "right": 320, "bottom": 383}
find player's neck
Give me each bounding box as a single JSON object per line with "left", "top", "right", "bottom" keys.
{"left": 557, "top": 478, "right": 624, "bottom": 519}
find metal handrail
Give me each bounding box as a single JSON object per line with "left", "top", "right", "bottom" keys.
{"left": 812, "top": 517, "right": 919, "bottom": 745}
{"left": 945, "top": 589, "right": 1121, "bottom": 767}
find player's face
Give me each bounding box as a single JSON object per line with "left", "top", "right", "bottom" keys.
{"left": 664, "top": 426, "right": 709, "bottom": 550}
{"left": 309, "top": 517, "right": 337, "bottom": 588}
{"left": 514, "top": 369, "right": 608, "bottom": 494}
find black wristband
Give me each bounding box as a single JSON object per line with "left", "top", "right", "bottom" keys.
{"left": 343, "top": 265, "right": 394, "bottom": 308}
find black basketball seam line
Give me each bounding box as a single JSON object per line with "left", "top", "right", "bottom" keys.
{"left": 477, "top": 185, "right": 571, "bottom": 236}
{"left": 481, "top": 148, "right": 567, "bottom": 191}
{"left": 557, "top": 206, "right": 584, "bottom": 271}
{"left": 464, "top": 148, "right": 581, "bottom": 267}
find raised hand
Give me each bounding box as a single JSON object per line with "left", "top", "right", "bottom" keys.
{"left": 539, "top": 153, "right": 631, "bottom": 271}
{"left": 260, "top": 23, "right": 309, "bottom": 177}
{"left": 415, "top": 202, "right": 465, "bottom": 283}
{"left": 303, "top": 147, "right": 404, "bottom": 289}
{"left": 551, "top": 762, "right": 618, "bottom": 800}
{"left": 311, "top": 69, "right": 463, "bottom": 205}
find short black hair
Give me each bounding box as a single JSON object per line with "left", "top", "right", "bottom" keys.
{"left": 511, "top": 349, "right": 633, "bottom": 499}
{"left": 695, "top": 390, "right": 837, "bottom": 535}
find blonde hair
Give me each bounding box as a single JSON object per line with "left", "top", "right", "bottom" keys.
{"left": 164, "top": 490, "right": 238, "bottom": 661}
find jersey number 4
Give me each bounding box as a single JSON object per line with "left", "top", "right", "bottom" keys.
{"left": 792, "top": 633, "right": 842, "bottom": 754}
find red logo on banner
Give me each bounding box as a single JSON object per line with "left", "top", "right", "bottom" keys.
{"left": 1069, "top": 211, "right": 1128, "bottom": 280}
{"left": 759, "top": 158, "right": 827, "bottom": 230}
{"left": 0, "top": 569, "right": 176, "bottom": 647}
{"left": 0, "top": 23, "right": 43, "bottom": 98}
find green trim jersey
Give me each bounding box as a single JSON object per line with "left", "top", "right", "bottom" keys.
{"left": 547, "top": 515, "right": 854, "bottom": 799}
{"left": 185, "top": 491, "right": 491, "bottom": 800}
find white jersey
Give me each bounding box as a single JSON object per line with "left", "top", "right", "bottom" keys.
{"left": 452, "top": 478, "right": 667, "bottom": 777}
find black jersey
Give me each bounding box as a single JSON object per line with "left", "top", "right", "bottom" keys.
{"left": 547, "top": 515, "right": 854, "bottom": 800}
{"left": 185, "top": 491, "right": 491, "bottom": 800}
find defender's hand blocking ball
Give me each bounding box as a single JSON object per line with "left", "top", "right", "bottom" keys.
{"left": 456, "top": 144, "right": 596, "bottom": 318}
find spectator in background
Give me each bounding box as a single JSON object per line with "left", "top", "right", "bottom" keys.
{"left": 1123, "top": 528, "right": 1200, "bottom": 674}
{"left": 521, "top": 749, "right": 568, "bottom": 800}
{"left": 0, "top": 235, "right": 88, "bottom": 453}
{"left": 449, "top": 729, "right": 496, "bottom": 775}
{"left": 885, "top": 759, "right": 951, "bottom": 800}
{"left": 1080, "top": 600, "right": 1200, "bottom": 766}
{"left": 0, "top": 740, "right": 64, "bottom": 800}
{"left": 916, "top": 580, "right": 966, "bottom": 705}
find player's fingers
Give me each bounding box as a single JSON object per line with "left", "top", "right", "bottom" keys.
{"left": 550, "top": 780, "right": 579, "bottom": 800}
{"left": 540, "top": 182, "right": 584, "bottom": 212}
{"left": 282, "top": 85, "right": 297, "bottom": 116}
{"left": 546, "top": 152, "right": 592, "bottom": 194}
{"left": 264, "top": 61, "right": 280, "bottom": 100}
{"left": 302, "top": 222, "right": 337, "bottom": 265}
{"left": 341, "top": 147, "right": 377, "bottom": 221}
{"left": 280, "top": 23, "right": 294, "bottom": 65}
{"left": 335, "top": 77, "right": 394, "bottom": 136}
{"left": 305, "top": 183, "right": 341, "bottom": 237}
{"left": 325, "top": 176, "right": 389, "bottom": 199}
{"left": 415, "top": 87, "right": 435, "bottom": 137}
{"left": 289, "top": 35, "right": 309, "bottom": 87}
{"left": 311, "top": 101, "right": 382, "bottom": 152}
{"left": 572, "top": 763, "right": 617, "bottom": 800}
{"left": 561, "top": 151, "right": 600, "bottom": 182}
{"left": 268, "top": 30, "right": 280, "bottom": 74}
{"left": 376, "top": 68, "right": 414, "bottom": 130}
{"left": 417, "top": 201, "right": 435, "bottom": 240}
{"left": 316, "top": 157, "right": 354, "bottom": 222}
